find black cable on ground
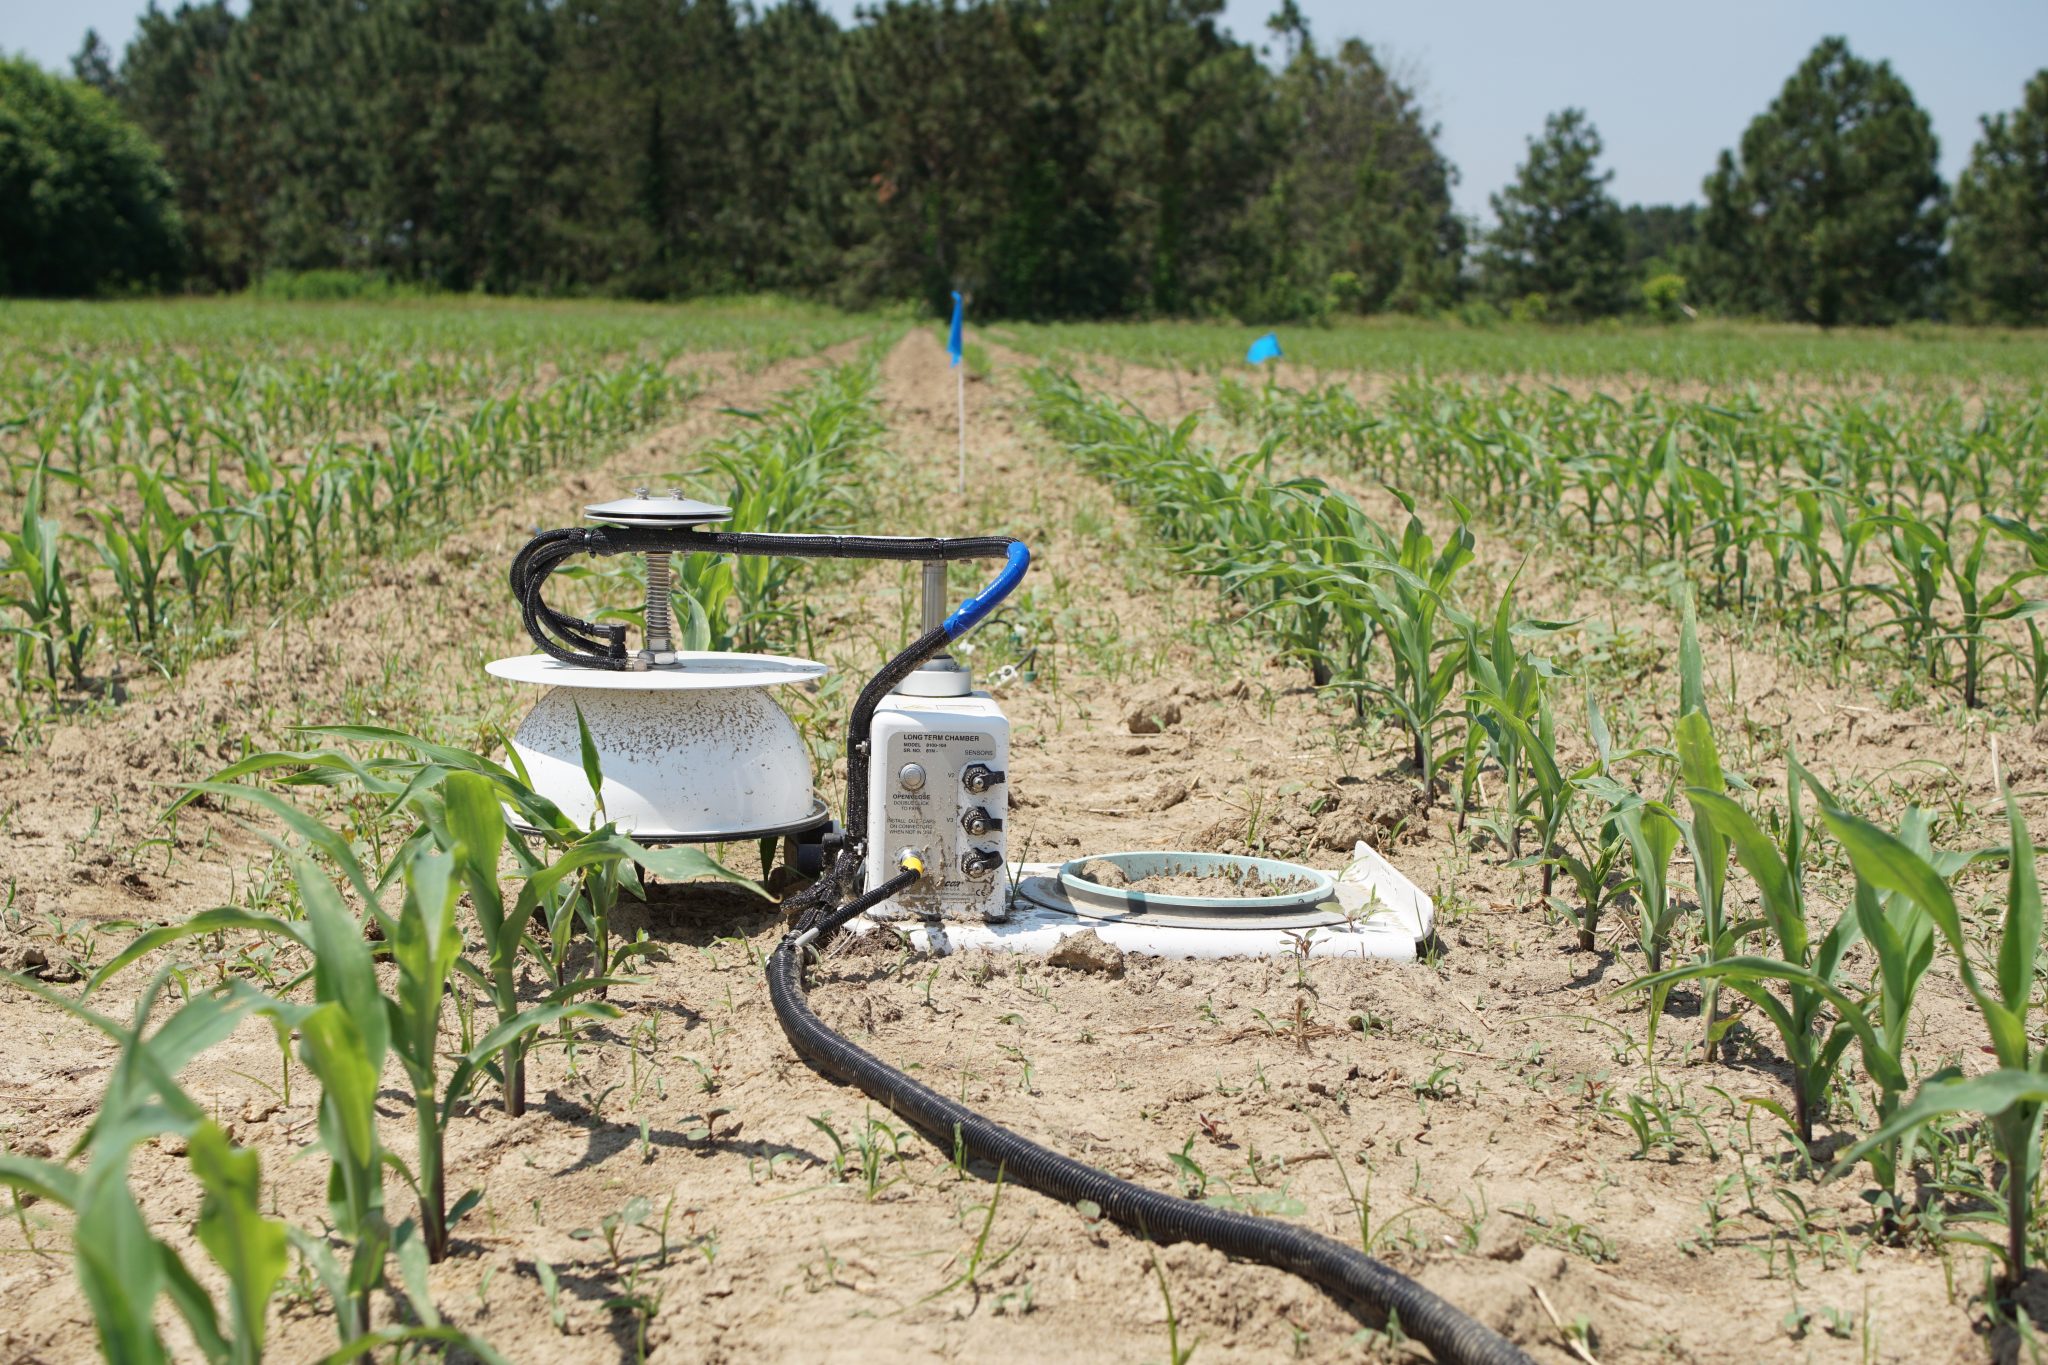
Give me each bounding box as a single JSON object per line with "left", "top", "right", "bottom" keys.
{"left": 767, "top": 933, "right": 1534, "bottom": 1365}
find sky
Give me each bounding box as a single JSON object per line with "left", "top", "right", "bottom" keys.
{"left": 6, "top": 0, "right": 2043, "bottom": 223}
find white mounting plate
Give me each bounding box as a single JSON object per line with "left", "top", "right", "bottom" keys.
{"left": 486, "top": 652, "right": 826, "bottom": 690}
{"left": 852, "top": 843, "right": 1434, "bottom": 962}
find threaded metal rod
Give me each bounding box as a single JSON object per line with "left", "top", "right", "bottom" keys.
{"left": 644, "top": 551, "right": 674, "bottom": 657}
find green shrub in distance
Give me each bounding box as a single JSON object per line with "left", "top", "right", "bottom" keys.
{"left": 1642, "top": 273, "right": 1689, "bottom": 322}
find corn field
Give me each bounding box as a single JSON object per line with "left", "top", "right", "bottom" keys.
{"left": 1027, "top": 362, "right": 2048, "bottom": 1303}
{"left": 6, "top": 306, "right": 2048, "bottom": 1361}
{"left": 0, "top": 298, "right": 870, "bottom": 726}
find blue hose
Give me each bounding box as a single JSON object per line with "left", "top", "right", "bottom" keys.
{"left": 943, "top": 540, "right": 1031, "bottom": 638}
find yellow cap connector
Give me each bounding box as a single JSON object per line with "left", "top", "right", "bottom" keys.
{"left": 899, "top": 851, "right": 927, "bottom": 876}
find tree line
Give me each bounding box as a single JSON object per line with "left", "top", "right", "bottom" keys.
{"left": 5, "top": 2, "right": 2045, "bottom": 326}
{"left": 1481, "top": 41, "right": 2047, "bottom": 327}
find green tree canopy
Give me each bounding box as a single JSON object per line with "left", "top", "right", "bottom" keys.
{"left": 1619, "top": 203, "right": 1699, "bottom": 276}
{"left": 1479, "top": 107, "right": 1629, "bottom": 318}
{"left": 1950, "top": 69, "right": 2048, "bottom": 325}
{"left": 1696, "top": 36, "right": 1946, "bottom": 326}
{"left": 1242, "top": 35, "right": 1465, "bottom": 318}
{"left": 0, "top": 55, "right": 183, "bottom": 296}
{"left": 80, "top": 0, "right": 1467, "bottom": 319}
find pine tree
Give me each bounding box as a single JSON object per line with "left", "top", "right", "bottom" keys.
{"left": 1480, "top": 108, "right": 1629, "bottom": 318}
{"left": 1696, "top": 37, "right": 1946, "bottom": 326}
{"left": 1951, "top": 69, "right": 2048, "bottom": 325}
{"left": 1248, "top": 35, "right": 1463, "bottom": 318}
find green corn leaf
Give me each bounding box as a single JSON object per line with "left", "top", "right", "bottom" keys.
{"left": 1683, "top": 788, "right": 1809, "bottom": 967}
{"left": 443, "top": 771, "right": 507, "bottom": 902}
{"left": 88, "top": 907, "right": 313, "bottom": 995}
{"left": 74, "top": 1152, "right": 170, "bottom": 1364}
{"left": 295, "top": 1003, "right": 386, "bottom": 1229}
{"left": 1819, "top": 806, "right": 1989, "bottom": 1023}
{"left": 1586, "top": 693, "right": 1612, "bottom": 770}
{"left": 286, "top": 1227, "right": 359, "bottom": 1343}
{"left": 174, "top": 781, "right": 377, "bottom": 908}
{"left": 1997, "top": 784, "right": 2042, "bottom": 1016}
{"left": 392, "top": 1219, "right": 442, "bottom": 1328}
{"left": 624, "top": 839, "right": 770, "bottom": 895}
{"left": 189, "top": 1120, "right": 288, "bottom": 1362}
{"left": 1829, "top": 1069, "right": 2048, "bottom": 1182}
{"left": 1676, "top": 583, "right": 1705, "bottom": 721}
{"left": 157, "top": 1240, "right": 233, "bottom": 1365}
{"left": 1675, "top": 710, "right": 1724, "bottom": 792}
{"left": 0, "top": 1153, "right": 81, "bottom": 1209}
{"left": 573, "top": 702, "right": 605, "bottom": 817}
{"left": 1625, "top": 957, "right": 1905, "bottom": 1093}
{"left": 298, "top": 860, "right": 388, "bottom": 1068}
{"left": 442, "top": 1000, "right": 621, "bottom": 1120}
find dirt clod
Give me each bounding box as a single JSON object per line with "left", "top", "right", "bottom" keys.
{"left": 1123, "top": 696, "right": 1182, "bottom": 734}
{"left": 1046, "top": 929, "right": 1126, "bottom": 976}
{"left": 1077, "top": 859, "right": 1128, "bottom": 887}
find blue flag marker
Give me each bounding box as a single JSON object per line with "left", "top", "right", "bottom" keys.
{"left": 1246, "top": 331, "right": 1282, "bottom": 365}
{"left": 949, "top": 291, "right": 967, "bottom": 492}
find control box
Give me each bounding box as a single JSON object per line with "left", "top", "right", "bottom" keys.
{"left": 865, "top": 691, "right": 1009, "bottom": 921}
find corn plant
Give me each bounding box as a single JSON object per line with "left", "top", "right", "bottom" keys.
{"left": 373, "top": 839, "right": 617, "bottom": 1262}
{"left": 0, "top": 297, "right": 899, "bottom": 706}
{"left": 184, "top": 723, "right": 759, "bottom": 1112}
{"left": 1304, "top": 494, "right": 1475, "bottom": 797}
{"left": 1826, "top": 783, "right": 2047, "bottom": 1286}
{"left": 1217, "top": 373, "right": 2048, "bottom": 710}
{"left": 0, "top": 463, "right": 91, "bottom": 688}
{"left": 1625, "top": 754, "right": 1916, "bottom": 1152}
{"left": 1464, "top": 594, "right": 1576, "bottom": 903}
{"left": 1603, "top": 788, "right": 1682, "bottom": 972}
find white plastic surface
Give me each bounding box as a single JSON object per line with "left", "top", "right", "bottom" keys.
{"left": 487, "top": 652, "right": 825, "bottom": 690}
{"left": 855, "top": 843, "right": 1432, "bottom": 961}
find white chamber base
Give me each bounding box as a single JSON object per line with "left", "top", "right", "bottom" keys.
{"left": 848, "top": 843, "right": 1433, "bottom": 962}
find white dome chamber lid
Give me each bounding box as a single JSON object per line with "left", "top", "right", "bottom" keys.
{"left": 489, "top": 651, "right": 827, "bottom": 842}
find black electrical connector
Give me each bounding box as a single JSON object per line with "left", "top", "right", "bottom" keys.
{"left": 959, "top": 848, "right": 1004, "bottom": 875}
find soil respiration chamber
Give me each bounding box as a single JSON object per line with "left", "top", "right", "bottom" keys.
{"left": 485, "top": 488, "right": 1525, "bottom": 1365}
{"left": 489, "top": 488, "right": 1024, "bottom": 922}
{"left": 488, "top": 489, "right": 1428, "bottom": 958}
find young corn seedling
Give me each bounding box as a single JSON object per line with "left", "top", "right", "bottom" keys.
{"left": 1331, "top": 493, "right": 1475, "bottom": 797}
{"left": 1825, "top": 779, "right": 2047, "bottom": 1288}
{"left": 1625, "top": 755, "right": 1913, "bottom": 1152}
{"left": 1605, "top": 788, "right": 1682, "bottom": 972}
{"left": 0, "top": 462, "right": 92, "bottom": 689}
{"left": 79, "top": 845, "right": 393, "bottom": 1341}
{"left": 378, "top": 839, "right": 618, "bottom": 1262}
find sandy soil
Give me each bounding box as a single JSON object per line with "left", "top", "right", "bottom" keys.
{"left": 0, "top": 329, "right": 2025, "bottom": 1364}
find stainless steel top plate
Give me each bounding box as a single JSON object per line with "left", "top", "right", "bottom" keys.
{"left": 584, "top": 491, "right": 732, "bottom": 527}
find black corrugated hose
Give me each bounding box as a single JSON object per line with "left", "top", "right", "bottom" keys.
{"left": 508, "top": 524, "right": 1018, "bottom": 670}
{"left": 767, "top": 928, "right": 1532, "bottom": 1364}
